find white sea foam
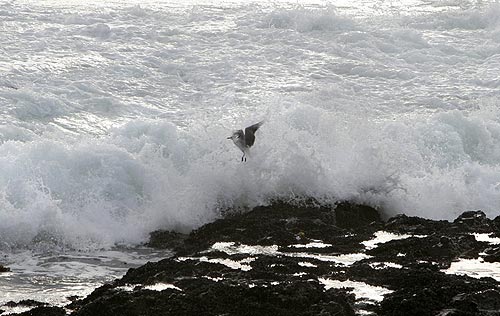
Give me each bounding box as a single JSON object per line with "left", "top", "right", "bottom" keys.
{"left": 319, "top": 278, "right": 393, "bottom": 302}
{"left": 211, "top": 242, "right": 279, "bottom": 255}
{"left": 179, "top": 256, "right": 255, "bottom": 271}
{"left": 368, "top": 262, "right": 403, "bottom": 269}
{"left": 1, "top": 0, "right": 500, "bottom": 253}
{"left": 362, "top": 231, "right": 427, "bottom": 250}
{"left": 0, "top": 247, "right": 168, "bottom": 307}
{"left": 211, "top": 242, "right": 371, "bottom": 266}
{"left": 444, "top": 258, "right": 500, "bottom": 281}
{"left": 144, "top": 283, "right": 182, "bottom": 291}
{"left": 291, "top": 242, "right": 333, "bottom": 248}
{"left": 473, "top": 233, "right": 500, "bottom": 245}
{"left": 298, "top": 261, "right": 317, "bottom": 268}
{"left": 210, "top": 241, "right": 370, "bottom": 265}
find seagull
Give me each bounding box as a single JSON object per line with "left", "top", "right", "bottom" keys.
{"left": 227, "top": 121, "right": 264, "bottom": 162}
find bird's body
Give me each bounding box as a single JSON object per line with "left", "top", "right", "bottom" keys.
{"left": 228, "top": 121, "right": 263, "bottom": 161}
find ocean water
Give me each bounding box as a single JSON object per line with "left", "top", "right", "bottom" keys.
{"left": 1, "top": 0, "right": 500, "bottom": 307}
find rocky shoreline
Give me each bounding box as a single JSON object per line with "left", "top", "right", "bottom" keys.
{"left": 2, "top": 202, "right": 500, "bottom": 315}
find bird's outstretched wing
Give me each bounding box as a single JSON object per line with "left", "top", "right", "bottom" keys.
{"left": 244, "top": 121, "right": 264, "bottom": 147}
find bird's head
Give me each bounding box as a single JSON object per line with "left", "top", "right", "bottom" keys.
{"left": 227, "top": 131, "right": 242, "bottom": 142}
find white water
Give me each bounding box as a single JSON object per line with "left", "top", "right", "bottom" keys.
{"left": 0, "top": 247, "right": 171, "bottom": 309}
{"left": 444, "top": 258, "right": 500, "bottom": 281}
{"left": 1, "top": 0, "right": 499, "bottom": 252}
{"left": 319, "top": 278, "right": 393, "bottom": 303}
{"left": 1, "top": 0, "right": 500, "bottom": 306}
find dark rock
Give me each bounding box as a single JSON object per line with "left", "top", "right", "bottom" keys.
{"left": 454, "top": 211, "right": 494, "bottom": 233}
{"left": 72, "top": 278, "right": 355, "bottom": 316}
{"left": 14, "top": 306, "right": 66, "bottom": 316}
{"left": 466, "top": 289, "right": 500, "bottom": 312}
{"left": 437, "top": 290, "right": 500, "bottom": 315}
{"left": 67, "top": 295, "right": 80, "bottom": 302}
{"left": 334, "top": 202, "right": 381, "bottom": 229}
{"left": 0, "top": 265, "right": 10, "bottom": 273}
{"left": 384, "top": 214, "right": 450, "bottom": 235}
{"left": 374, "top": 268, "right": 498, "bottom": 316}
{"left": 451, "top": 293, "right": 479, "bottom": 314}
{"left": 494, "top": 216, "right": 500, "bottom": 233}
{"left": 67, "top": 284, "right": 115, "bottom": 311}
{"left": 175, "top": 201, "right": 377, "bottom": 256}
{"left": 4, "top": 300, "right": 47, "bottom": 308}
{"left": 146, "top": 230, "right": 187, "bottom": 249}
{"left": 117, "top": 258, "right": 235, "bottom": 286}
{"left": 386, "top": 211, "right": 498, "bottom": 236}
{"left": 365, "top": 232, "right": 489, "bottom": 268}
{"left": 367, "top": 235, "right": 456, "bottom": 267}
{"left": 484, "top": 246, "right": 500, "bottom": 263}
{"left": 66, "top": 201, "right": 500, "bottom": 316}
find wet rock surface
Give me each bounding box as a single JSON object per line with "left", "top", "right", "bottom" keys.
{"left": 13, "top": 202, "right": 500, "bottom": 315}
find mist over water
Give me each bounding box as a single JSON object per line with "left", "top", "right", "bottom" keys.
{"left": 1, "top": 0, "right": 500, "bottom": 251}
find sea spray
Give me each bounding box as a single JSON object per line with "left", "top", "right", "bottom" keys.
{"left": 0, "top": 0, "right": 500, "bottom": 251}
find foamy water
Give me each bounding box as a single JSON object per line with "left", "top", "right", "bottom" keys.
{"left": 1, "top": 0, "right": 499, "bottom": 251}
{"left": 1, "top": 0, "right": 500, "bottom": 306}
{"left": 0, "top": 247, "right": 171, "bottom": 310}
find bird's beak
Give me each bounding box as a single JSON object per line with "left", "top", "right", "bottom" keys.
{"left": 227, "top": 136, "right": 231, "bottom": 139}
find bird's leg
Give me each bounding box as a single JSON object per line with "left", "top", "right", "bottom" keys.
{"left": 241, "top": 153, "right": 245, "bottom": 162}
